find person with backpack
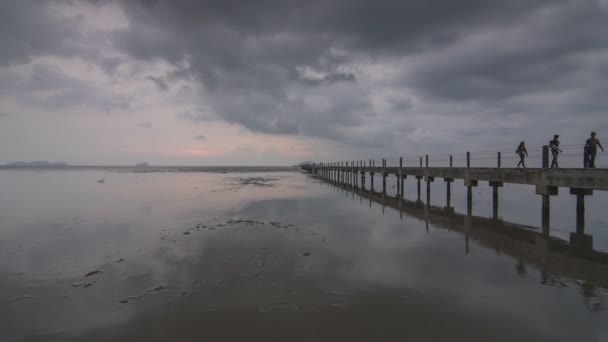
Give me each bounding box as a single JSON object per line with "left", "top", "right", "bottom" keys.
{"left": 549, "top": 135, "right": 562, "bottom": 168}
{"left": 585, "top": 132, "right": 604, "bottom": 168}
{"left": 516, "top": 141, "right": 528, "bottom": 168}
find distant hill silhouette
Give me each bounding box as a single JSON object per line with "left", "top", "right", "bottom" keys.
{"left": 135, "top": 162, "right": 149, "bottom": 167}
{"left": 5, "top": 161, "right": 68, "bottom": 167}
{"left": 297, "top": 161, "right": 315, "bottom": 166}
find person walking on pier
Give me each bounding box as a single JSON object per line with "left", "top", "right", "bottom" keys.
{"left": 516, "top": 141, "right": 528, "bottom": 168}
{"left": 585, "top": 132, "right": 604, "bottom": 168}
{"left": 549, "top": 135, "right": 562, "bottom": 168}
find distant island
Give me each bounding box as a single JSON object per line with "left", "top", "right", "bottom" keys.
{"left": 135, "top": 162, "right": 149, "bottom": 167}
{"left": 297, "top": 161, "right": 315, "bottom": 167}
{"left": 5, "top": 161, "right": 68, "bottom": 167}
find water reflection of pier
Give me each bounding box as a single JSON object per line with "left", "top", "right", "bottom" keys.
{"left": 319, "top": 176, "right": 608, "bottom": 306}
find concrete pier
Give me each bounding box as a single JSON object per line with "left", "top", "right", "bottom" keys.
{"left": 307, "top": 161, "right": 608, "bottom": 242}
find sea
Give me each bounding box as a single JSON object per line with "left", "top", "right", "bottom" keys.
{"left": 1, "top": 166, "right": 607, "bottom": 341}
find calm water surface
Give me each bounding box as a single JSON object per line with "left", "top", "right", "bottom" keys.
{"left": 1, "top": 169, "right": 607, "bottom": 341}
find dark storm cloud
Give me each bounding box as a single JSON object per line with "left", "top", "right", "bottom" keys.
{"left": 106, "top": 0, "right": 607, "bottom": 148}
{"left": 405, "top": 1, "right": 608, "bottom": 102}
{"left": 0, "top": 1, "right": 87, "bottom": 66}
{"left": 0, "top": 64, "right": 132, "bottom": 111}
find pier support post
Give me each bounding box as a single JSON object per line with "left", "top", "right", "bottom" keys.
{"left": 350, "top": 161, "right": 354, "bottom": 187}
{"left": 416, "top": 176, "right": 423, "bottom": 202}
{"left": 542, "top": 195, "right": 550, "bottom": 236}
{"left": 333, "top": 163, "right": 336, "bottom": 182}
{"left": 382, "top": 159, "right": 387, "bottom": 195}
{"left": 464, "top": 179, "right": 478, "bottom": 216}
{"left": 425, "top": 176, "right": 435, "bottom": 206}
{"left": 361, "top": 161, "right": 366, "bottom": 190}
{"left": 489, "top": 181, "right": 504, "bottom": 220}
{"left": 337, "top": 163, "right": 340, "bottom": 183}
{"left": 398, "top": 157, "right": 404, "bottom": 199}
{"left": 536, "top": 185, "right": 558, "bottom": 237}
{"left": 445, "top": 178, "right": 454, "bottom": 209}
{"left": 569, "top": 188, "right": 594, "bottom": 249}
{"left": 370, "top": 172, "right": 375, "bottom": 192}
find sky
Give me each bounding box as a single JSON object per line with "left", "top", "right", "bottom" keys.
{"left": 0, "top": 0, "right": 607, "bottom": 166}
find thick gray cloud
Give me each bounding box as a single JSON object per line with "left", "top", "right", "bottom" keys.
{"left": 2, "top": 0, "right": 608, "bottom": 161}
{"left": 0, "top": 64, "right": 132, "bottom": 111}
{"left": 105, "top": 0, "right": 608, "bottom": 149}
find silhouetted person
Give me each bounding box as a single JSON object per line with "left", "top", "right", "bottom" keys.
{"left": 585, "top": 132, "right": 604, "bottom": 168}
{"left": 516, "top": 141, "right": 528, "bottom": 168}
{"left": 549, "top": 134, "right": 562, "bottom": 168}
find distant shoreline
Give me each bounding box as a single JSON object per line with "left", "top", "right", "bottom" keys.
{"left": 0, "top": 165, "right": 302, "bottom": 173}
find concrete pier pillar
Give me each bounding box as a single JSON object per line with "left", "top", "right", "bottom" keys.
{"left": 332, "top": 164, "right": 335, "bottom": 182}
{"left": 350, "top": 162, "right": 353, "bottom": 187}
{"left": 464, "top": 179, "right": 478, "bottom": 217}
{"left": 445, "top": 178, "right": 454, "bottom": 208}
{"left": 569, "top": 188, "right": 594, "bottom": 249}
{"left": 334, "top": 163, "right": 337, "bottom": 182}
{"left": 347, "top": 162, "right": 350, "bottom": 186}
{"left": 382, "top": 159, "right": 387, "bottom": 195}
{"left": 467, "top": 186, "right": 473, "bottom": 216}
{"left": 493, "top": 186, "right": 499, "bottom": 219}
{"left": 489, "top": 181, "right": 504, "bottom": 220}
{"left": 542, "top": 195, "right": 550, "bottom": 236}
{"left": 361, "top": 161, "right": 366, "bottom": 190}
{"left": 576, "top": 194, "right": 585, "bottom": 234}
{"left": 382, "top": 174, "right": 386, "bottom": 195}
{"left": 536, "top": 185, "right": 558, "bottom": 237}
{"left": 370, "top": 172, "right": 375, "bottom": 192}
{"left": 425, "top": 176, "right": 434, "bottom": 206}
{"left": 416, "top": 176, "right": 422, "bottom": 202}
{"left": 345, "top": 163, "right": 348, "bottom": 185}
{"left": 399, "top": 157, "right": 404, "bottom": 200}
{"left": 396, "top": 174, "right": 400, "bottom": 198}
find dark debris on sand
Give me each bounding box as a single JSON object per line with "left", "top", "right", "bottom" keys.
{"left": 84, "top": 270, "right": 102, "bottom": 277}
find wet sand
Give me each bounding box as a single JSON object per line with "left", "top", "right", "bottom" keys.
{"left": 1, "top": 169, "right": 607, "bottom": 341}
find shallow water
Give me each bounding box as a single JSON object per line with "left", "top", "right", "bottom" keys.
{"left": 1, "top": 169, "right": 607, "bottom": 341}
